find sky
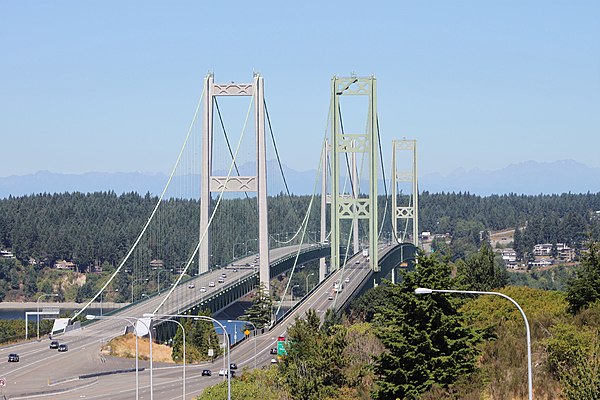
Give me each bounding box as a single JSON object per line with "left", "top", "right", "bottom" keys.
{"left": 1, "top": 0, "right": 599, "bottom": 177}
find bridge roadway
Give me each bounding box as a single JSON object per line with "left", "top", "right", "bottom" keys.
{"left": 0, "top": 243, "right": 395, "bottom": 399}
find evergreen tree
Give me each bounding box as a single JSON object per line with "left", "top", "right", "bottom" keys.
{"left": 279, "top": 309, "right": 347, "bottom": 400}
{"left": 457, "top": 242, "right": 508, "bottom": 291}
{"left": 244, "top": 282, "right": 273, "bottom": 329}
{"left": 566, "top": 242, "right": 600, "bottom": 314}
{"left": 372, "top": 254, "right": 480, "bottom": 400}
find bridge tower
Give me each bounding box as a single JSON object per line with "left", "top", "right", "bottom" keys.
{"left": 391, "top": 139, "right": 419, "bottom": 246}
{"left": 330, "top": 76, "right": 379, "bottom": 272}
{"left": 199, "top": 73, "right": 271, "bottom": 291}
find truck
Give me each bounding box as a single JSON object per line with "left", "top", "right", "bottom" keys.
{"left": 333, "top": 280, "right": 343, "bottom": 293}
{"left": 362, "top": 249, "right": 369, "bottom": 258}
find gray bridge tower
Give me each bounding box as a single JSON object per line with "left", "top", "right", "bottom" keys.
{"left": 199, "top": 73, "right": 271, "bottom": 291}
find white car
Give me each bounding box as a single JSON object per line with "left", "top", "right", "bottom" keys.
{"left": 219, "top": 369, "right": 227, "bottom": 376}
{"left": 270, "top": 358, "right": 278, "bottom": 364}
{"left": 344, "top": 277, "right": 350, "bottom": 283}
{"left": 209, "top": 281, "right": 215, "bottom": 287}
{"left": 200, "top": 287, "right": 207, "bottom": 292}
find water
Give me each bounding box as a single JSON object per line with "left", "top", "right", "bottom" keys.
{"left": 0, "top": 308, "right": 105, "bottom": 320}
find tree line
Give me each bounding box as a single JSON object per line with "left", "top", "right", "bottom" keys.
{"left": 2, "top": 191, "right": 599, "bottom": 268}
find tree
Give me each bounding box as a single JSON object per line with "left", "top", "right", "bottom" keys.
{"left": 371, "top": 253, "right": 480, "bottom": 400}
{"left": 279, "top": 309, "right": 347, "bottom": 400}
{"left": 457, "top": 242, "right": 508, "bottom": 291}
{"left": 244, "top": 282, "right": 273, "bottom": 329}
{"left": 566, "top": 242, "right": 600, "bottom": 314}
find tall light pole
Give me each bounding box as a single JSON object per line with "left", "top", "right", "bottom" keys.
{"left": 144, "top": 313, "right": 231, "bottom": 400}
{"left": 233, "top": 242, "right": 244, "bottom": 260}
{"left": 131, "top": 278, "right": 148, "bottom": 303}
{"left": 305, "top": 273, "right": 315, "bottom": 294}
{"left": 156, "top": 269, "right": 172, "bottom": 295}
{"left": 228, "top": 319, "right": 257, "bottom": 368}
{"left": 155, "top": 318, "right": 186, "bottom": 400}
{"left": 36, "top": 293, "right": 58, "bottom": 340}
{"left": 415, "top": 288, "right": 533, "bottom": 400}
{"left": 86, "top": 314, "right": 150, "bottom": 400}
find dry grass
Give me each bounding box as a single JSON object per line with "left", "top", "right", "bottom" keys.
{"left": 101, "top": 333, "right": 174, "bottom": 363}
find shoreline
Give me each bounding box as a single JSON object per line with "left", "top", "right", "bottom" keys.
{"left": 0, "top": 302, "right": 129, "bottom": 310}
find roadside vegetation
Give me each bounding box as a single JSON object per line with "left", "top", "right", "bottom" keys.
{"left": 198, "top": 242, "right": 600, "bottom": 400}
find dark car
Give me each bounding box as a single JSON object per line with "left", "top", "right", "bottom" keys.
{"left": 8, "top": 353, "right": 19, "bottom": 362}
{"left": 201, "top": 369, "right": 211, "bottom": 376}
{"left": 270, "top": 348, "right": 277, "bottom": 355}
{"left": 57, "top": 344, "right": 68, "bottom": 352}
{"left": 49, "top": 341, "right": 59, "bottom": 349}
{"left": 229, "top": 362, "right": 238, "bottom": 370}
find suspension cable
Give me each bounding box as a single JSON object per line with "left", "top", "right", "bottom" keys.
{"left": 71, "top": 82, "right": 207, "bottom": 321}
{"left": 154, "top": 90, "right": 255, "bottom": 313}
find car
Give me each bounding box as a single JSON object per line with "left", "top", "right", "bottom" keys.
{"left": 344, "top": 277, "right": 350, "bottom": 283}
{"left": 328, "top": 294, "right": 334, "bottom": 300}
{"left": 49, "top": 341, "right": 59, "bottom": 349}
{"left": 217, "top": 278, "right": 224, "bottom": 283}
{"left": 200, "top": 287, "right": 207, "bottom": 292}
{"left": 229, "top": 362, "right": 237, "bottom": 370}
{"left": 270, "top": 348, "right": 277, "bottom": 355}
{"left": 58, "top": 344, "right": 68, "bottom": 352}
{"left": 188, "top": 283, "right": 195, "bottom": 289}
{"left": 8, "top": 353, "right": 19, "bottom": 362}
{"left": 218, "top": 369, "right": 235, "bottom": 377}
{"left": 209, "top": 281, "right": 215, "bottom": 287}
{"left": 201, "top": 369, "right": 211, "bottom": 376}
{"left": 270, "top": 358, "right": 278, "bottom": 364}
{"left": 221, "top": 273, "right": 227, "bottom": 278}
{"left": 355, "top": 260, "right": 360, "bottom": 264}
{"left": 232, "top": 268, "right": 237, "bottom": 272}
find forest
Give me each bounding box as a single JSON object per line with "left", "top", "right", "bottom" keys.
{"left": 0, "top": 190, "right": 599, "bottom": 302}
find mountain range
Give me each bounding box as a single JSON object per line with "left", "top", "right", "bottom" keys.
{"left": 1, "top": 159, "right": 598, "bottom": 198}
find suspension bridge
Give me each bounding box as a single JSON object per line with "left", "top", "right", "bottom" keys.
{"left": 0, "top": 73, "right": 420, "bottom": 399}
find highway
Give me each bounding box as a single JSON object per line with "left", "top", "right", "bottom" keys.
{"left": 0, "top": 243, "right": 394, "bottom": 399}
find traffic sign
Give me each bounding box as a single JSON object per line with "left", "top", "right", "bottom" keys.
{"left": 0, "top": 377, "right": 6, "bottom": 387}
{"left": 244, "top": 329, "right": 250, "bottom": 336}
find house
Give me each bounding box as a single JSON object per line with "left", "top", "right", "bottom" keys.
{"left": 528, "top": 258, "right": 553, "bottom": 268}
{"left": 150, "top": 259, "right": 164, "bottom": 270}
{"left": 54, "top": 260, "right": 77, "bottom": 271}
{"left": 0, "top": 250, "right": 15, "bottom": 259}
{"left": 533, "top": 243, "right": 575, "bottom": 262}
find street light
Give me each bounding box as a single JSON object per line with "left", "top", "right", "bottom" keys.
{"left": 415, "top": 288, "right": 533, "bottom": 400}
{"left": 37, "top": 293, "right": 58, "bottom": 340}
{"left": 86, "top": 314, "right": 151, "bottom": 400}
{"left": 228, "top": 319, "right": 257, "bottom": 369}
{"left": 144, "top": 313, "right": 231, "bottom": 400}
{"left": 155, "top": 317, "right": 186, "bottom": 400}
{"left": 156, "top": 269, "right": 172, "bottom": 295}
{"left": 232, "top": 242, "right": 244, "bottom": 260}
{"left": 305, "top": 273, "right": 315, "bottom": 294}
{"left": 100, "top": 288, "right": 119, "bottom": 317}
{"left": 131, "top": 278, "right": 148, "bottom": 303}
{"left": 291, "top": 284, "right": 300, "bottom": 301}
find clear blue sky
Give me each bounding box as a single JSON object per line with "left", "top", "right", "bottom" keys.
{"left": 2, "top": 1, "right": 599, "bottom": 177}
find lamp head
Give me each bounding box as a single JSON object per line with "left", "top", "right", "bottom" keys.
{"left": 415, "top": 288, "right": 433, "bottom": 295}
